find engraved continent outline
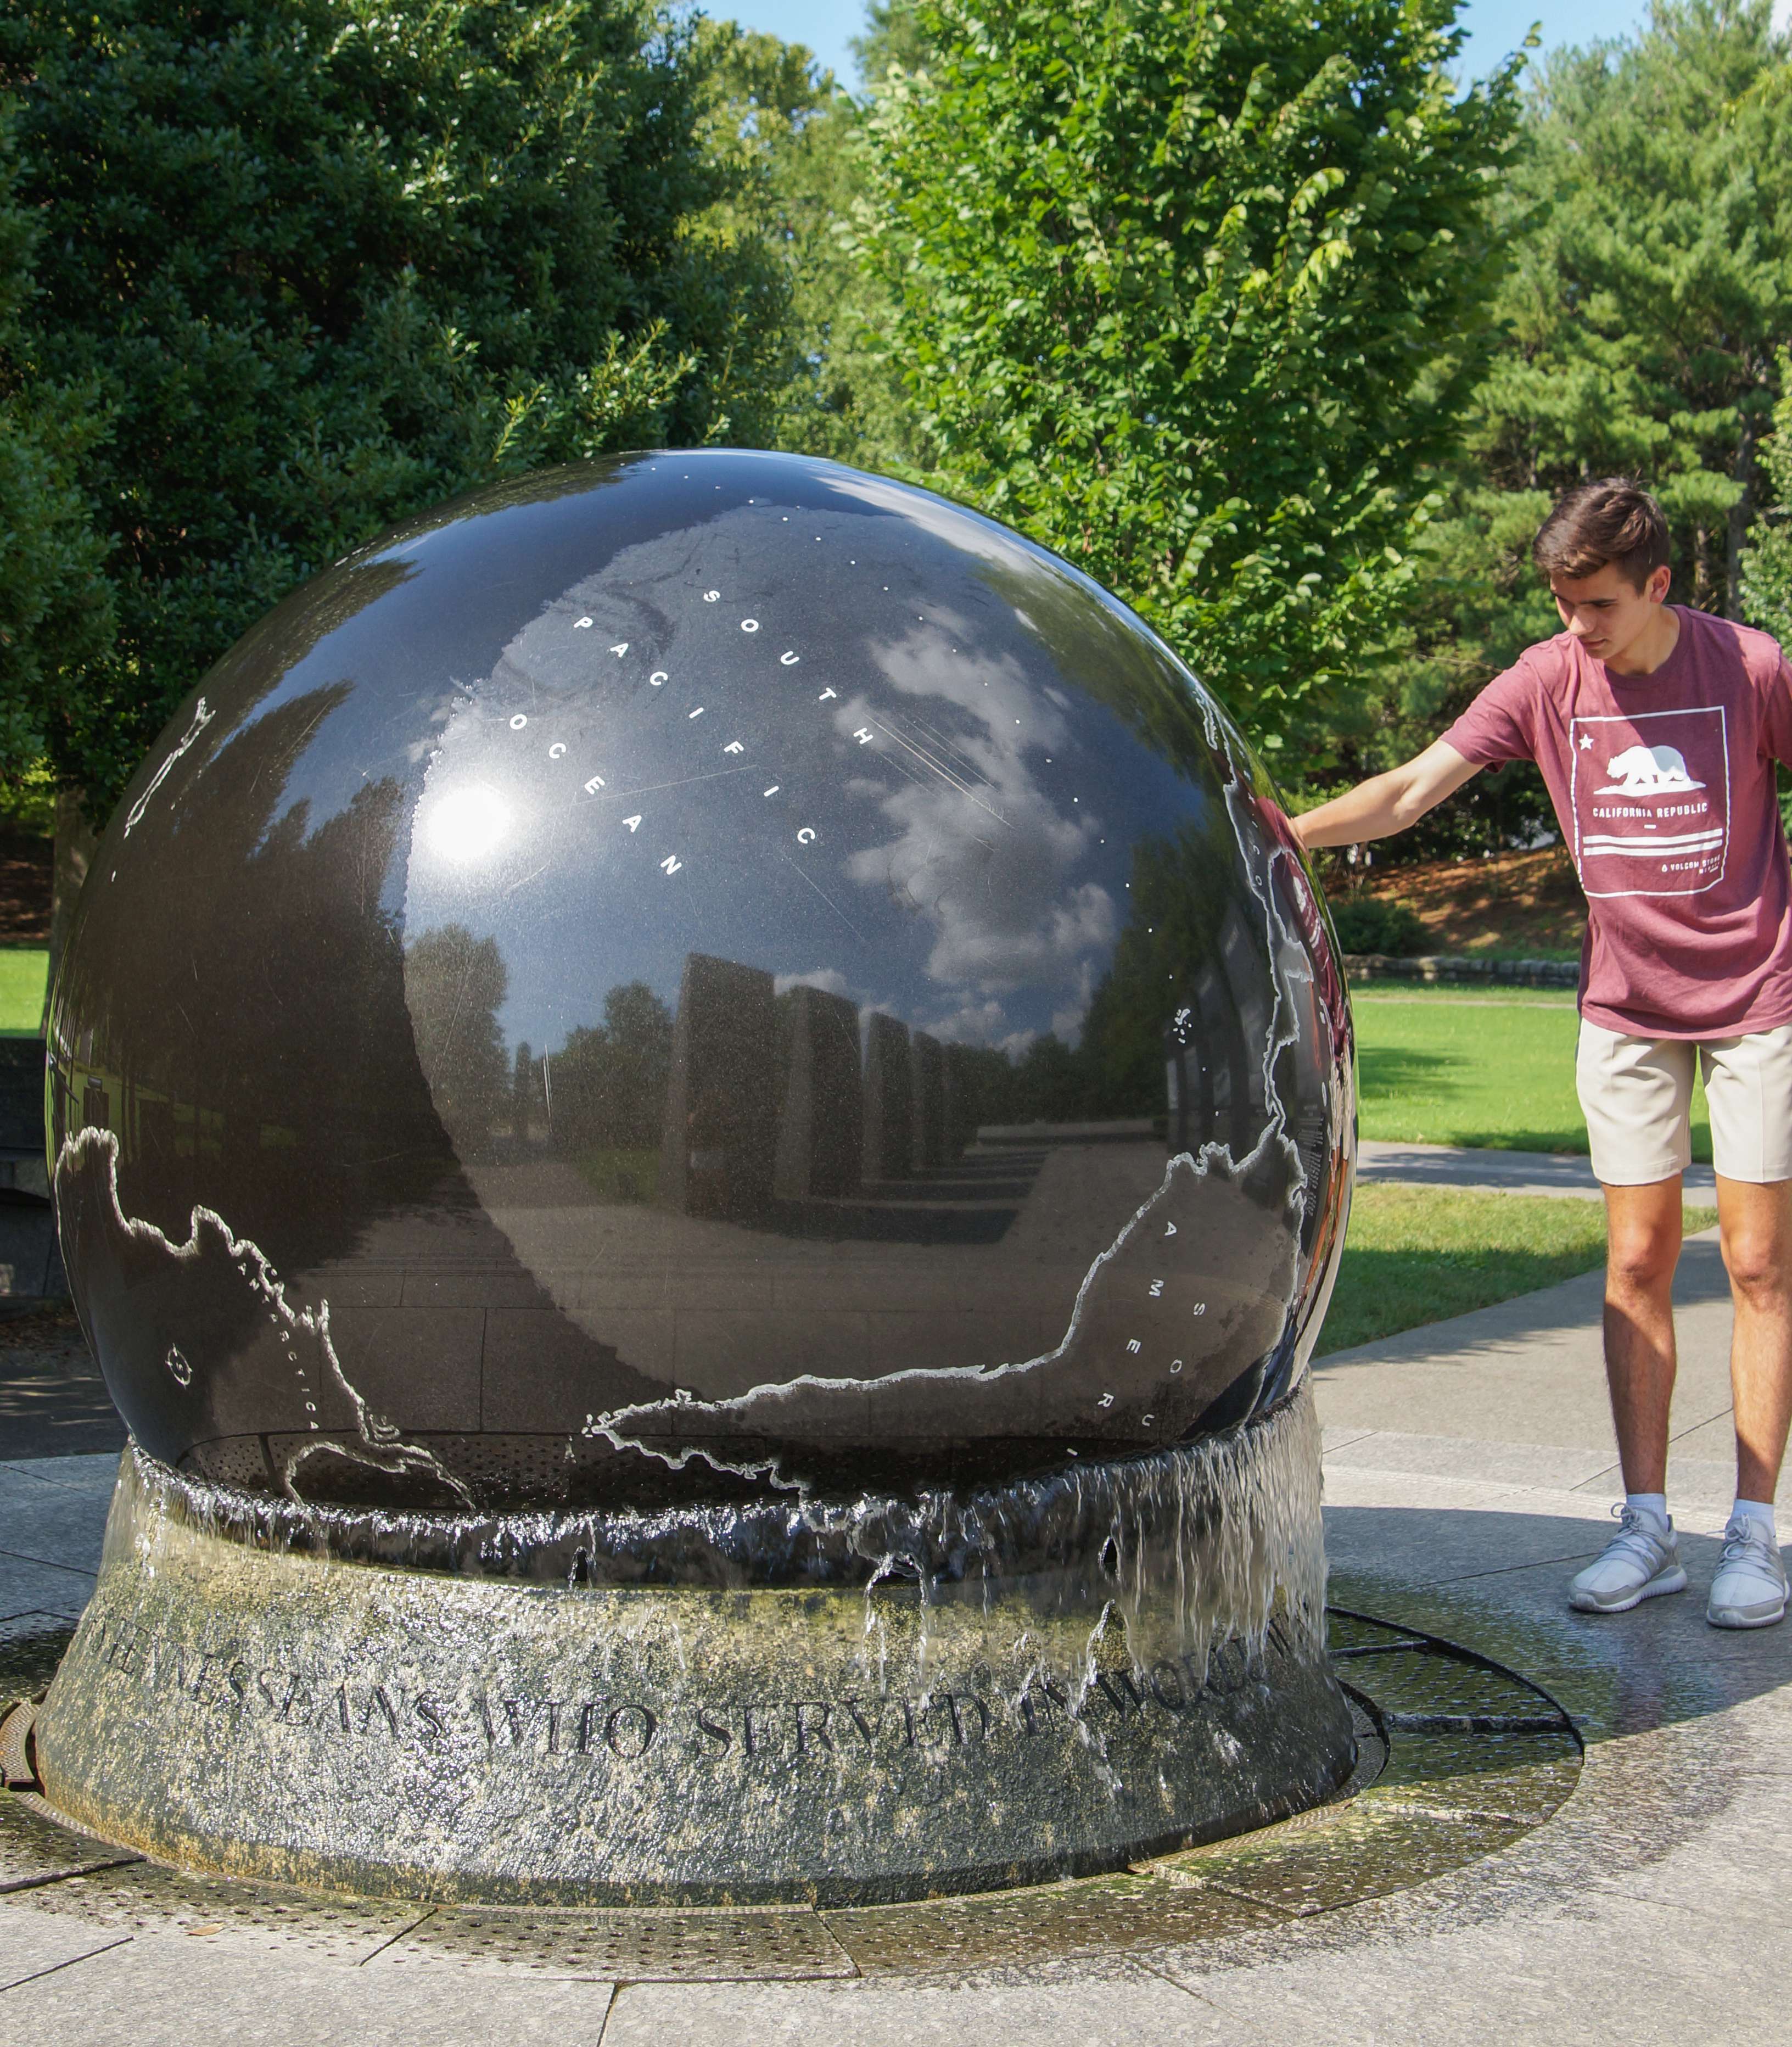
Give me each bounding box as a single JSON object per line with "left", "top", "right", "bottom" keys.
{"left": 52, "top": 1126, "right": 475, "bottom": 1509}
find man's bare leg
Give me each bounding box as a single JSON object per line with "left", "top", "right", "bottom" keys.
{"left": 1601, "top": 1178, "right": 1684, "bottom": 1492}
{"left": 1703, "top": 1177, "right": 1792, "bottom": 1626}
{"left": 1569, "top": 1178, "right": 1688, "bottom": 1612}
{"left": 1714, "top": 1176, "right": 1792, "bottom": 1503}
{"left": 1566, "top": 1178, "right": 1689, "bottom": 1613}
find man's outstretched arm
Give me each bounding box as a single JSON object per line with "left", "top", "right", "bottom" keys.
{"left": 1291, "top": 740, "right": 1481, "bottom": 852}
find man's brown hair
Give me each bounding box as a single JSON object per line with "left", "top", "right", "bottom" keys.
{"left": 1532, "top": 478, "right": 1671, "bottom": 591}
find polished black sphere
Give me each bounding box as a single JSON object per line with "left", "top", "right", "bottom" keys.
{"left": 51, "top": 451, "right": 1353, "bottom": 1515}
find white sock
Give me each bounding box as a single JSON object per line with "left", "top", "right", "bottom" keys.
{"left": 1733, "top": 1497, "right": 1778, "bottom": 1542}
{"left": 1626, "top": 1491, "right": 1670, "bottom": 1530}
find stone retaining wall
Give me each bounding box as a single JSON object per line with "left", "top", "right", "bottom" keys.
{"left": 1343, "top": 953, "right": 1579, "bottom": 989}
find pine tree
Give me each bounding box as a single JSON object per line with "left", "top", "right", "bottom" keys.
{"left": 1466, "top": 0, "right": 1792, "bottom": 622}
{"left": 1742, "top": 349, "right": 1792, "bottom": 645}
{"left": 0, "top": 103, "right": 112, "bottom": 809}
{"left": 1301, "top": 1, "right": 1791, "bottom": 853}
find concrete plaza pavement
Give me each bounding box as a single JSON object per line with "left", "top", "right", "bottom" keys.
{"left": 2, "top": 1226, "right": 1786, "bottom": 2043}
{"left": 1357, "top": 1136, "right": 1720, "bottom": 1204}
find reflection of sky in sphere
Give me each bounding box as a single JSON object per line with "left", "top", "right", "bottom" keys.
{"left": 399, "top": 471, "right": 1208, "bottom": 1066}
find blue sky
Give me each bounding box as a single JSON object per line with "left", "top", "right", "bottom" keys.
{"left": 716, "top": 0, "right": 1674, "bottom": 87}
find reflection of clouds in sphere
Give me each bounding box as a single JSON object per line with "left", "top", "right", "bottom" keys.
{"left": 424, "top": 785, "right": 512, "bottom": 864}
{"left": 774, "top": 968, "right": 854, "bottom": 1000}
{"left": 839, "top": 624, "right": 1112, "bottom": 995}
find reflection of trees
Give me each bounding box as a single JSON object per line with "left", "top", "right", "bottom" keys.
{"left": 404, "top": 925, "right": 508, "bottom": 1159}
{"left": 1012, "top": 1036, "right": 1083, "bottom": 1121}
{"left": 550, "top": 981, "right": 674, "bottom": 1154}
{"left": 512, "top": 1042, "right": 541, "bottom": 1143}
{"left": 181, "top": 560, "right": 416, "bottom": 732}
{"left": 950, "top": 1042, "right": 1022, "bottom": 1132}
{"left": 53, "top": 680, "right": 458, "bottom": 1297}
{"left": 902, "top": 813, "right": 1282, "bottom": 1148}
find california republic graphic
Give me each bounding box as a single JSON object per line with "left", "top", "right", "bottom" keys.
{"left": 1571, "top": 707, "right": 1728, "bottom": 898}
{"left": 1596, "top": 743, "right": 1705, "bottom": 796}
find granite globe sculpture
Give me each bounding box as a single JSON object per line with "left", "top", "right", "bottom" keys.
{"left": 35, "top": 450, "right": 1358, "bottom": 1904}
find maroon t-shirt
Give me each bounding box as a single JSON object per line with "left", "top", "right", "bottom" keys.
{"left": 1442, "top": 608, "right": 1792, "bottom": 1038}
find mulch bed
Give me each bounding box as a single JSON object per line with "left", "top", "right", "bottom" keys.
{"left": 1333, "top": 845, "right": 1588, "bottom": 958}
{"left": 0, "top": 832, "right": 51, "bottom": 946}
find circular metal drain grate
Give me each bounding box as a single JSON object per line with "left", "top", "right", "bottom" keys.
{"left": 0, "top": 1607, "right": 1581, "bottom": 1980}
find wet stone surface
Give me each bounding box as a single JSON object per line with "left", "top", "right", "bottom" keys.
{"left": 0, "top": 1787, "right": 143, "bottom": 1893}
{"left": 31, "top": 1414, "right": 1356, "bottom": 1909}
{"left": 4, "top": 1836, "right": 423, "bottom": 1956}
{"left": 1368, "top": 1730, "right": 1583, "bottom": 1821}
{"left": 1163, "top": 1800, "right": 1533, "bottom": 1917}
{"left": 828, "top": 1871, "right": 1287, "bottom": 1977}
{"left": 0, "top": 1622, "right": 70, "bottom": 1702}
{"left": 390, "top": 1903, "right": 856, "bottom": 1979}
{"left": 0, "top": 1607, "right": 1581, "bottom": 1978}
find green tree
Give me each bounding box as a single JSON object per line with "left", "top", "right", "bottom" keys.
{"left": 0, "top": 0, "right": 788, "bottom": 821}
{"left": 698, "top": 20, "right": 919, "bottom": 468}
{"left": 0, "top": 102, "right": 112, "bottom": 823}
{"left": 1322, "top": 0, "right": 1792, "bottom": 862}
{"left": 1743, "top": 348, "right": 1792, "bottom": 644}
{"left": 1466, "top": 1, "right": 1791, "bottom": 624}
{"left": 855, "top": 0, "right": 1524, "bottom": 751}
{"left": 1300, "top": 476, "right": 1561, "bottom": 861}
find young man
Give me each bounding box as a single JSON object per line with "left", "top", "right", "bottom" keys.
{"left": 1295, "top": 478, "right": 1792, "bottom": 1628}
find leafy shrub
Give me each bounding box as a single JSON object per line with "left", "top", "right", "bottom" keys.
{"left": 1329, "top": 898, "right": 1427, "bottom": 957}
{"left": 0, "top": 0, "right": 788, "bottom": 814}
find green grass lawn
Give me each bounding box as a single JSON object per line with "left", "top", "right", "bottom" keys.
{"left": 1352, "top": 988, "right": 1713, "bottom": 1160}
{"left": 1317, "top": 1183, "right": 1721, "bottom": 1357}
{"left": 0, "top": 948, "right": 46, "bottom": 1034}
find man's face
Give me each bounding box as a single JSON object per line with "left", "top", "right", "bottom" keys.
{"left": 1549, "top": 561, "right": 1671, "bottom": 669}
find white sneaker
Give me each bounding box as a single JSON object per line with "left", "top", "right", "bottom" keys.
{"left": 1707, "top": 1517, "right": 1788, "bottom": 1629}
{"left": 1568, "top": 1504, "right": 1688, "bottom": 1614}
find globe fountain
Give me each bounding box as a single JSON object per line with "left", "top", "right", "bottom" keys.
{"left": 31, "top": 449, "right": 1357, "bottom": 1904}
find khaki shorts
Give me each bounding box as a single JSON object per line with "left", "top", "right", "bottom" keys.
{"left": 1575, "top": 1020, "right": 1792, "bottom": 1185}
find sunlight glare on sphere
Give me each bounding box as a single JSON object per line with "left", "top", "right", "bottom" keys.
{"left": 425, "top": 784, "right": 512, "bottom": 864}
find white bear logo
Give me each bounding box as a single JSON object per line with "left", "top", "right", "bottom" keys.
{"left": 1597, "top": 743, "right": 1705, "bottom": 796}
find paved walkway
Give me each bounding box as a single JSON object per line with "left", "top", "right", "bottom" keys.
{"left": 1358, "top": 1137, "right": 1719, "bottom": 1203}
{"left": 2, "top": 1216, "right": 1782, "bottom": 2042}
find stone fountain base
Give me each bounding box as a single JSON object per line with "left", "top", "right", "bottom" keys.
{"left": 31, "top": 1396, "right": 1354, "bottom": 1906}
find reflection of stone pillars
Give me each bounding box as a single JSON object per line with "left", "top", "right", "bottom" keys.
{"left": 861, "top": 1014, "right": 911, "bottom": 1182}
{"left": 659, "top": 954, "right": 777, "bottom": 1218}
{"left": 774, "top": 985, "right": 864, "bottom": 1200}
{"left": 911, "top": 1031, "right": 945, "bottom": 1172}
{"left": 942, "top": 1044, "right": 978, "bottom": 1161}
{"left": 1164, "top": 969, "right": 1228, "bottom": 1155}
